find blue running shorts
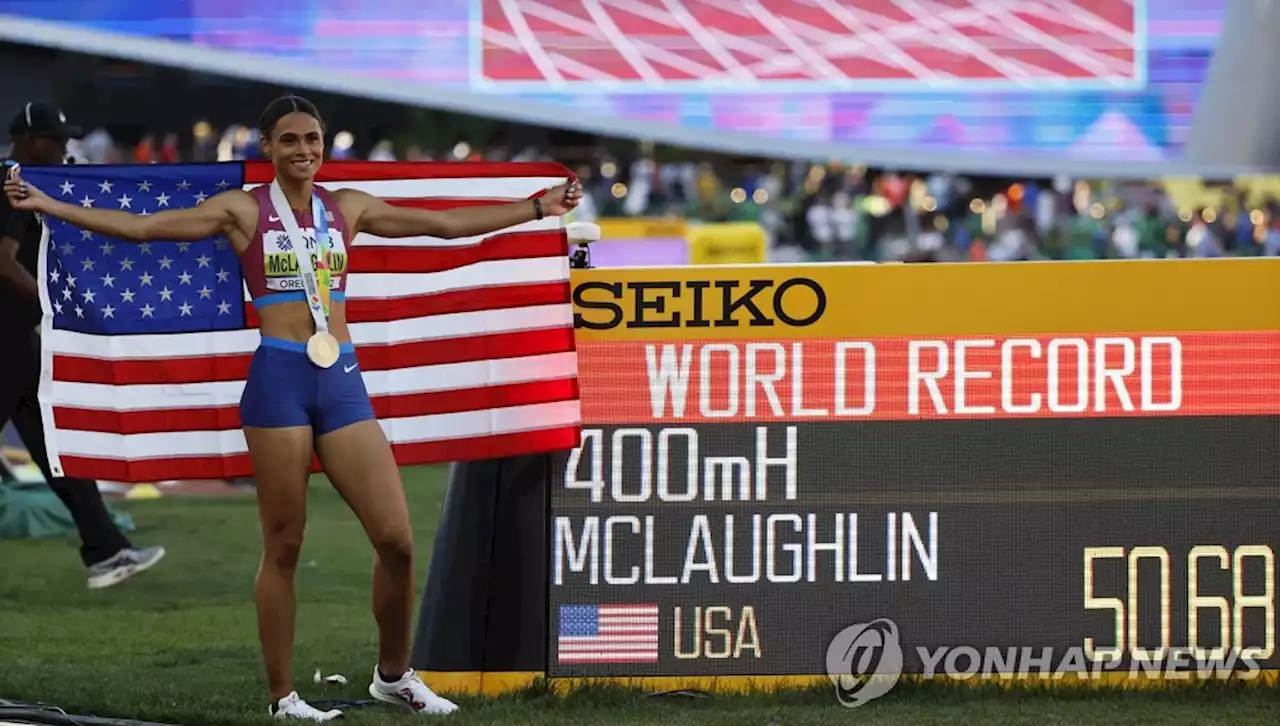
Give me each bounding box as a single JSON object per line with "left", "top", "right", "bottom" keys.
{"left": 239, "top": 337, "right": 377, "bottom": 435}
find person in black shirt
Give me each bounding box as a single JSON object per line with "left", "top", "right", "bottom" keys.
{"left": 0, "top": 102, "right": 165, "bottom": 588}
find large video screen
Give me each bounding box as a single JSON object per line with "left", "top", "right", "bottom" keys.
{"left": 548, "top": 260, "right": 1280, "bottom": 681}
{"left": 0, "top": 0, "right": 1225, "bottom": 162}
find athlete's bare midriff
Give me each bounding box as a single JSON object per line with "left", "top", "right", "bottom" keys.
{"left": 256, "top": 299, "right": 352, "bottom": 346}
{"left": 225, "top": 189, "right": 356, "bottom": 347}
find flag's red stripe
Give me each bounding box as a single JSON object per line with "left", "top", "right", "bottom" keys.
{"left": 351, "top": 233, "right": 566, "bottom": 274}
{"left": 243, "top": 160, "right": 573, "bottom": 184}
{"left": 57, "top": 426, "right": 583, "bottom": 481}
{"left": 53, "top": 328, "right": 574, "bottom": 385}
{"left": 52, "top": 378, "right": 581, "bottom": 435}
{"left": 358, "top": 328, "right": 575, "bottom": 371}
{"left": 243, "top": 281, "right": 570, "bottom": 327}
{"left": 346, "top": 282, "right": 571, "bottom": 323}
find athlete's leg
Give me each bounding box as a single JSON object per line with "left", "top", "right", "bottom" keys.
{"left": 315, "top": 419, "right": 454, "bottom": 715}
{"left": 313, "top": 419, "right": 413, "bottom": 676}
{"left": 245, "top": 424, "right": 313, "bottom": 703}
{"left": 311, "top": 350, "right": 457, "bottom": 715}
{"left": 238, "top": 343, "right": 319, "bottom": 706}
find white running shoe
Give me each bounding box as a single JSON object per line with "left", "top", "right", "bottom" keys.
{"left": 368, "top": 668, "right": 459, "bottom": 715}
{"left": 87, "top": 546, "right": 166, "bottom": 589}
{"left": 268, "top": 691, "right": 343, "bottom": 721}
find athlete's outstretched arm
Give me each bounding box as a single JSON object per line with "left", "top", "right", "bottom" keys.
{"left": 3, "top": 168, "right": 240, "bottom": 242}
{"left": 343, "top": 180, "right": 582, "bottom": 240}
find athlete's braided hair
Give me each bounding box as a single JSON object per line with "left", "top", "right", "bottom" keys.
{"left": 258, "top": 95, "right": 324, "bottom": 139}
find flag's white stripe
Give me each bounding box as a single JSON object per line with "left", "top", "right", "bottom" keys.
{"left": 359, "top": 304, "right": 571, "bottom": 344}
{"left": 52, "top": 401, "right": 580, "bottom": 460}
{"left": 558, "top": 635, "right": 660, "bottom": 644}
{"left": 558, "top": 642, "right": 659, "bottom": 651}
{"left": 48, "top": 305, "right": 572, "bottom": 361}
{"left": 240, "top": 256, "right": 567, "bottom": 302}
{"left": 49, "top": 352, "right": 579, "bottom": 412}
{"left": 598, "top": 617, "right": 660, "bottom": 626}
{"left": 243, "top": 176, "right": 567, "bottom": 200}
{"left": 224, "top": 219, "right": 562, "bottom": 258}
{"left": 349, "top": 217, "right": 564, "bottom": 248}
{"left": 351, "top": 257, "right": 567, "bottom": 298}
{"left": 598, "top": 607, "right": 660, "bottom": 615}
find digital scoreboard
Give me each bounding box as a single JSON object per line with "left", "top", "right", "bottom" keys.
{"left": 547, "top": 261, "right": 1280, "bottom": 682}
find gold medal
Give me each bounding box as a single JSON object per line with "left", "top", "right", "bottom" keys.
{"left": 306, "top": 332, "right": 341, "bottom": 368}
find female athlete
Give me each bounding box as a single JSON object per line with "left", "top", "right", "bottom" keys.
{"left": 4, "top": 95, "right": 582, "bottom": 721}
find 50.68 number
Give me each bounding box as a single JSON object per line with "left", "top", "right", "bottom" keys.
{"left": 1083, "top": 545, "right": 1275, "bottom": 661}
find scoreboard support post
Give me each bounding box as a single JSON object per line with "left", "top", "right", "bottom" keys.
{"left": 409, "top": 455, "right": 551, "bottom": 695}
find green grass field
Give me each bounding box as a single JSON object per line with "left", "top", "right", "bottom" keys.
{"left": 2, "top": 466, "right": 1277, "bottom": 725}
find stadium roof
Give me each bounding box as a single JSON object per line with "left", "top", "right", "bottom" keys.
{"left": 0, "top": 14, "right": 1266, "bottom": 179}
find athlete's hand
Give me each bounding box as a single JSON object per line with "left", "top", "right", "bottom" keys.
{"left": 3, "top": 166, "right": 50, "bottom": 212}
{"left": 541, "top": 179, "right": 584, "bottom": 216}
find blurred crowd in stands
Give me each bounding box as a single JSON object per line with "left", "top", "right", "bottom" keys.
{"left": 55, "top": 122, "right": 1280, "bottom": 264}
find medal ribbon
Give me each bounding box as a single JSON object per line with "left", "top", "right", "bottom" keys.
{"left": 268, "top": 180, "right": 333, "bottom": 335}
{"left": 312, "top": 195, "right": 332, "bottom": 319}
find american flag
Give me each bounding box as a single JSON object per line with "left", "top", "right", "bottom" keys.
{"left": 27, "top": 160, "right": 581, "bottom": 483}
{"left": 556, "top": 604, "right": 659, "bottom": 664}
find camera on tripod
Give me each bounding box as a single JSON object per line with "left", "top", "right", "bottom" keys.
{"left": 567, "top": 221, "right": 600, "bottom": 269}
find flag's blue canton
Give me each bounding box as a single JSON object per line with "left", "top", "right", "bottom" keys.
{"left": 559, "top": 605, "right": 599, "bottom": 637}
{"left": 25, "top": 163, "right": 246, "bottom": 335}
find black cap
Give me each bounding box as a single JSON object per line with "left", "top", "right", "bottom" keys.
{"left": 9, "top": 102, "right": 83, "bottom": 140}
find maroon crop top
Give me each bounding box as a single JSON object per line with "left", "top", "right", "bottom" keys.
{"left": 238, "top": 184, "right": 351, "bottom": 308}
